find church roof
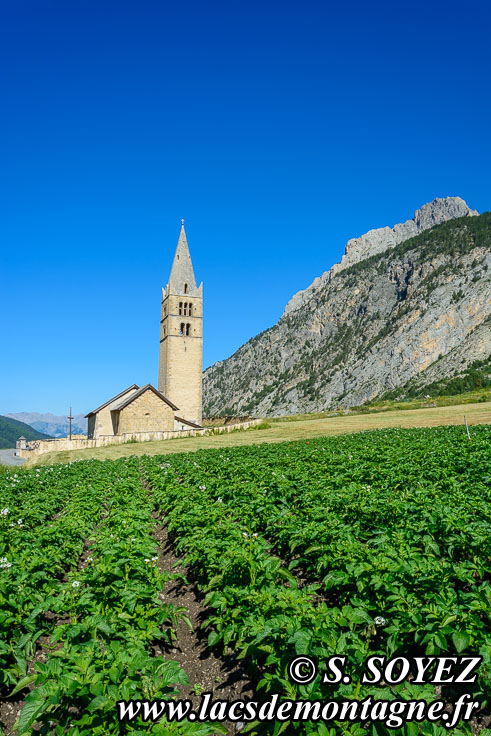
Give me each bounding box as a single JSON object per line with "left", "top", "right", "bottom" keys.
{"left": 111, "top": 383, "right": 179, "bottom": 412}
{"left": 85, "top": 384, "right": 140, "bottom": 417}
{"left": 166, "top": 223, "right": 199, "bottom": 296}
{"left": 174, "top": 415, "right": 203, "bottom": 429}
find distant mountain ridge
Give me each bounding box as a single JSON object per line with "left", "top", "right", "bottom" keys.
{"left": 203, "top": 199, "right": 490, "bottom": 417}
{"left": 0, "top": 416, "right": 52, "bottom": 449}
{"left": 5, "top": 412, "right": 88, "bottom": 438}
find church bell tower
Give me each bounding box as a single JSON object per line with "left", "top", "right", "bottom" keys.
{"left": 158, "top": 221, "right": 203, "bottom": 425}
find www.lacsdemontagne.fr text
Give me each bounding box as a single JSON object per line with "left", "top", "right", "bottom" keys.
{"left": 118, "top": 692, "right": 480, "bottom": 729}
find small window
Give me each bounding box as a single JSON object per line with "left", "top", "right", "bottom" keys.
{"left": 186, "top": 323, "right": 191, "bottom": 336}
{"left": 180, "top": 322, "right": 185, "bottom": 335}
{"left": 178, "top": 302, "right": 183, "bottom": 315}
{"left": 183, "top": 302, "right": 188, "bottom": 316}
{"left": 188, "top": 303, "right": 192, "bottom": 316}
{"left": 184, "top": 283, "right": 188, "bottom": 294}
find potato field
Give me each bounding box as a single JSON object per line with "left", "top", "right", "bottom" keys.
{"left": 0, "top": 425, "right": 489, "bottom": 736}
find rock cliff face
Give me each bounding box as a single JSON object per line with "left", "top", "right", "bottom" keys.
{"left": 283, "top": 197, "right": 478, "bottom": 317}
{"left": 203, "top": 202, "right": 490, "bottom": 417}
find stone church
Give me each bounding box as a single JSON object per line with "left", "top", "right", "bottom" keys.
{"left": 86, "top": 222, "right": 203, "bottom": 440}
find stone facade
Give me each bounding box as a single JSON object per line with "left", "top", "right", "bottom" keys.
{"left": 115, "top": 387, "right": 175, "bottom": 434}
{"left": 86, "top": 385, "right": 139, "bottom": 440}
{"left": 86, "top": 384, "right": 178, "bottom": 440}
{"left": 159, "top": 223, "right": 203, "bottom": 425}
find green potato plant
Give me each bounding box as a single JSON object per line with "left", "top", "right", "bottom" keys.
{"left": 143, "top": 425, "right": 490, "bottom": 735}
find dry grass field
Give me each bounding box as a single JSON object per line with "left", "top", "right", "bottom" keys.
{"left": 26, "top": 400, "right": 491, "bottom": 466}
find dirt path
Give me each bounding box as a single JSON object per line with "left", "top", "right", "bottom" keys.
{"left": 152, "top": 518, "right": 253, "bottom": 732}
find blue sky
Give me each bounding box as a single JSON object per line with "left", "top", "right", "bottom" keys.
{"left": 1, "top": 0, "right": 490, "bottom": 414}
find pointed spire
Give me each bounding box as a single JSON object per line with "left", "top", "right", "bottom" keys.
{"left": 167, "top": 221, "right": 198, "bottom": 295}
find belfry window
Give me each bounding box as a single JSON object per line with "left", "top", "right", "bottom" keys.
{"left": 180, "top": 322, "right": 185, "bottom": 335}
{"left": 186, "top": 323, "right": 191, "bottom": 336}
{"left": 184, "top": 283, "right": 188, "bottom": 294}
{"left": 183, "top": 302, "right": 188, "bottom": 316}
{"left": 178, "top": 302, "right": 183, "bottom": 315}
{"left": 188, "top": 303, "right": 192, "bottom": 316}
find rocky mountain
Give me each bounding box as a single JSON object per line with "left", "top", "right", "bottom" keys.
{"left": 203, "top": 199, "right": 490, "bottom": 417}
{"left": 0, "top": 416, "right": 52, "bottom": 449}
{"left": 5, "top": 412, "right": 88, "bottom": 438}
{"left": 283, "top": 197, "right": 478, "bottom": 316}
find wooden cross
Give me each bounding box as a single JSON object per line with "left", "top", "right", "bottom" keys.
{"left": 67, "top": 407, "right": 73, "bottom": 441}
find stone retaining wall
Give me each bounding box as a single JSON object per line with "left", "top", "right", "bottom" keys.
{"left": 17, "top": 419, "right": 263, "bottom": 458}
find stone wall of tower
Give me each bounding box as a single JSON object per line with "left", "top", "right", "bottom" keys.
{"left": 158, "top": 288, "right": 203, "bottom": 425}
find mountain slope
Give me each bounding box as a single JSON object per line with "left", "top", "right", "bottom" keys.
{"left": 5, "top": 412, "right": 88, "bottom": 438}
{"left": 203, "top": 209, "right": 490, "bottom": 417}
{"left": 0, "top": 416, "right": 52, "bottom": 449}
{"left": 283, "top": 196, "right": 478, "bottom": 316}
